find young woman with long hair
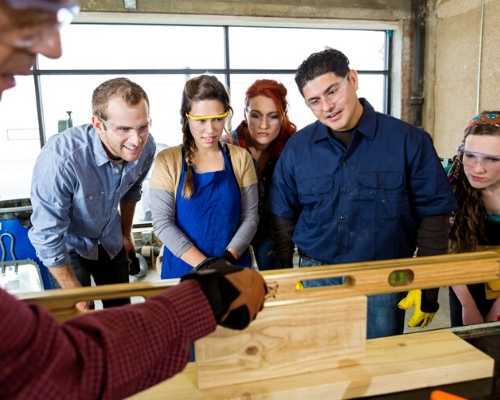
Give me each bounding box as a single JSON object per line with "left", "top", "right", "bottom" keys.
{"left": 232, "top": 79, "right": 296, "bottom": 269}
{"left": 150, "top": 75, "right": 258, "bottom": 278}
{"left": 448, "top": 111, "right": 500, "bottom": 325}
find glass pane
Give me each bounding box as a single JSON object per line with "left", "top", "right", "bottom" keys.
{"left": 0, "top": 76, "right": 40, "bottom": 200}
{"left": 39, "top": 24, "right": 225, "bottom": 70}
{"left": 40, "top": 73, "right": 226, "bottom": 223}
{"left": 357, "top": 74, "right": 385, "bottom": 113}
{"left": 229, "top": 74, "right": 314, "bottom": 133}
{"left": 229, "top": 27, "right": 386, "bottom": 71}
{"left": 229, "top": 73, "right": 385, "bottom": 132}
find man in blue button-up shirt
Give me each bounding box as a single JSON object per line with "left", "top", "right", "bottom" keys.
{"left": 270, "top": 48, "right": 456, "bottom": 338}
{"left": 29, "top": 78, "right": 156, "bottom": 310}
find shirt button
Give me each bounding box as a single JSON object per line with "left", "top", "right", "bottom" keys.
{"left": 339, "top": 215, "right": 345, "bottom": 221}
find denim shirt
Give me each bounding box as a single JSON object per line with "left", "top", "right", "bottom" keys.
{"left": 29, "top": 124, "right": 156, "bottom": 267}
{"left": 270, "top": 99, "right": 456, "bottom": 263}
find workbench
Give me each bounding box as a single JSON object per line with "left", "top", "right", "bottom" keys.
{"left": 22, "top": 250, "right": 500, "bottom": 399}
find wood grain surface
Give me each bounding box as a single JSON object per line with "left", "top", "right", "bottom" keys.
{"left": 130, "top": 330, "right": 494, "bottom": 399}
{"left": 196, "top": 296, "right": 367, "bottom": 389}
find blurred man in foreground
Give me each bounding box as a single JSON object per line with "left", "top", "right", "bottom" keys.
{"left": 0, "top": 1, "right": 267, "bottom": 398}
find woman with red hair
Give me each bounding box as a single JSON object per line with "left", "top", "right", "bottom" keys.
{"left": 232, "top": 79, "right": 296, "bottom": 269}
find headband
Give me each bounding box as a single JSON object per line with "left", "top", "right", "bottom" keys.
{"left": 465, "top": 112, "right": 500, "bottom": 130}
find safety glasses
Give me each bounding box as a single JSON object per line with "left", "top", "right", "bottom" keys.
{"left": 186, "top": 111, "right": 229, "bottom": 121}
{"left": 462, "top": 149, "right": 500, "bottom": 168}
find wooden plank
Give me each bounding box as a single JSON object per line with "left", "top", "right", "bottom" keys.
{"left": 19, "top": 249, "right": 500, "bottom": 322}
{"left": 261, "top": 250, "right": 500, "bottom": 302}
{"left": 196, "top": 296, "right": 367, "bottom": 389}
{"left": 129, "top": 330, "right": 494, "bottom": 399}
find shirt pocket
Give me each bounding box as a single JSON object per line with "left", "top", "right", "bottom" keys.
{"left": 71, "top": 191, "right": 106, "bottom": 236}
{"left": 356, "top": 171, "right": 406, "bottom": 219}
{"left": 297, "top": 175, "right": 334, "bottom": 205}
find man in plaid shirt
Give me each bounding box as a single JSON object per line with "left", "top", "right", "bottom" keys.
{"left": 0, "top": 2, "right": 267, "bottom": 398}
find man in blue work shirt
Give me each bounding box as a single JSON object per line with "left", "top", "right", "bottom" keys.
{"left": 29, "top": 77, "right": 156, "bottom": 310}
{"left": 270, "top": 48, "right": 456, "bottom": 338}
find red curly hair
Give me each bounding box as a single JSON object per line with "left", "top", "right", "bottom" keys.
{"left": 234, "top": 79, "right": 296, "bottom": 160}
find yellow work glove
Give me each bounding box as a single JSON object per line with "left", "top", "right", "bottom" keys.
{"left": 398, "top": 289, "right": 436, "bottom": 328}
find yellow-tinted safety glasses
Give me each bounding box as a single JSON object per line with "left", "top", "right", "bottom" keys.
{"left": 186, "top": 111, "right": 229, "bottom": 121}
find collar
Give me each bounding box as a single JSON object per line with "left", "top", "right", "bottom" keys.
{"left": 313, "top": 98, "right": 377, "bottom": 143}
{"left": 356, "top": 98, "right": 377, "bottom": 139}
{"left": 90, "top": 126, "right": 113, "bottom": 167}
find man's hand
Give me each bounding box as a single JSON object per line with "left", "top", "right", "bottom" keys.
{"left": 122, "top": 235, "right": 135, "bottom": 254}
{"left": 128, "top": 251, "right": 140, "bottom": 275}
{"left": 75, "top": 301, "right": 90, "bottom": 313}
{"left": 182, "top": 258, "right": 267, "bottom": 330}
{"left": 398, "top": 289, "right": 436, "bottom": 328}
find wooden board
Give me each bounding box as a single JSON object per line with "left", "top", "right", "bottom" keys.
{"left": 129, "top": 330, "right": 494, "bottom": 399}
{"left": 21, "top": 249, "right": 500, "bottom": 322}
{"left": 195, "top": 296, "right": 367, "bottom": 389}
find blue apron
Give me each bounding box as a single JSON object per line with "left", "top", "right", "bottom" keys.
{"left": 161, "top": 146, "right": 251, "bottom": 279}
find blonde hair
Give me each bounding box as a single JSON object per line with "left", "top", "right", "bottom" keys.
{"left": 92, "top": 77, "right": 149, "bottom": 120}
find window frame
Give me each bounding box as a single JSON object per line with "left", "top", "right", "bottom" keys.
{"left": 31, "top": 13, "right": 401, "bottom": 147}
{"left": 4, "top": 13, "right": 402, "bottom": 223}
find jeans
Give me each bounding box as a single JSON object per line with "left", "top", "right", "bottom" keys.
{"left": 254, "top": 239, "right": 281, "bottom": 270}
{"left": 49, "top": 246, "right": 131, "bottom": 308}
{"left": 298, "top": 254, "right": 405, "bottom": 339}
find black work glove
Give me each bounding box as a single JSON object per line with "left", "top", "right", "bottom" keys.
{"left": 128, "top": 251, "right": 140, "bottom": 275}
{"left": 420, "top": 288, "right": 440, "bottom": 313}
{"left": 181, "top": 258, "right": 267, "bottom": 330}
{"left": 415, "top": 215, "right": 449, "bottom": 316}
{"left": 223, "top": 250, "right": 237, "bottom": 264}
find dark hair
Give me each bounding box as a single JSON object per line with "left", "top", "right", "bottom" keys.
{"left": 92, "top": 77, "right": 149, "bottom": 120}
{"left": 180, "top": 74, "right": 231, "bottom": 199}
{"left": 235, "top": 79, "right": 295, "bottom": 160}
{"left": 295, "top": 48, "right": 350, "bottom": 95}
{"left": 448, "top": 111, "right": 500, "bottom": 253}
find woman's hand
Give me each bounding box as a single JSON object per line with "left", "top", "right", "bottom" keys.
{"left": 452, "top": 285, "right": 484, "bottom": 325}
{"left": 462, "top": 303, "right": 484, "bottom": 325}
{"left": 486, "top": 297, "right": 500, "bottom": 322}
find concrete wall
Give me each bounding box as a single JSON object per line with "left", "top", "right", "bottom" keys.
{"left": 81, "top": 0, "right": 411, "bottom": 20}
{"left": 79, "top": 0, "right": 414, "bottom": 121}
{"left": 424, "top": 0, "right": 500, "bottom": 158}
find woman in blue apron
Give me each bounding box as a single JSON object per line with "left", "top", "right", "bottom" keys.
{"left": 161, "top": 144, "right": 252, "bottom": 277}
{"left": 150, "top": 75, "right": 258, "bottom": 279}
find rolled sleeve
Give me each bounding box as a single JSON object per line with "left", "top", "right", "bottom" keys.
{"left": 28, "top": 152, "right": 73, "bottom": 268}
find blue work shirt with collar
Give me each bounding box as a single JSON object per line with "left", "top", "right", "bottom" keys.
{"left": 270, "top": 98, "right": 456, "bottom": 264}
{"left": 29, "top": 124, "right": 156, "bottom": 268}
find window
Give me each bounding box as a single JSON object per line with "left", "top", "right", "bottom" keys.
{"left": 0, "top": 76, "right": 40, "bottom": 200}
{"left": 0, "top": 19, "right": 392, "bottom": 224}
